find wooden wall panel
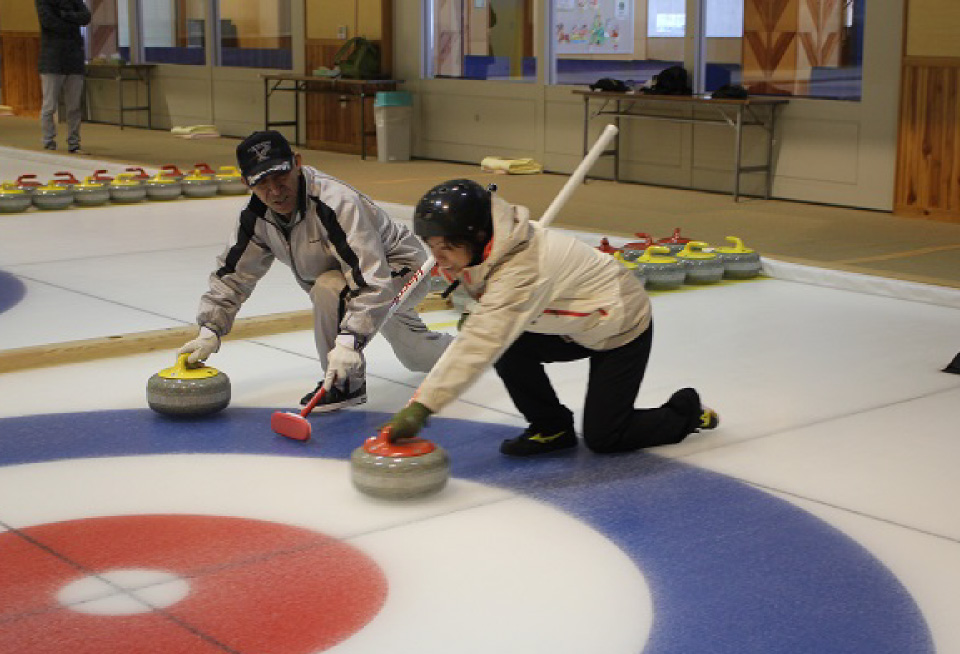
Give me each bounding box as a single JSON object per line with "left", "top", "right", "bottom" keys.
{"left": 0, "top": 33, "right": 42, "bottom": 116}
{"left": 895, "top": 58, "right": 960, "bottom": 221}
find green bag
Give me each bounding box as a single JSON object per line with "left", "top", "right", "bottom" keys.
{"left": 334, "top": 37, "right": 382, "bottom": 80}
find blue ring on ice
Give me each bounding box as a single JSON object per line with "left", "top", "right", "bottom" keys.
{"left": 0, "top": 408, "right": 934, "bottom": 653}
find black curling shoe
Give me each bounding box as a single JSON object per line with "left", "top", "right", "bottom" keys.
{"left": 500, "top": 425, "right": 578, "bottom": 457}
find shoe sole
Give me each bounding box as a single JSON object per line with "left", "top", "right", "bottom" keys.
{"left": 313, "top": 394, "right": 367, "bottom": 414}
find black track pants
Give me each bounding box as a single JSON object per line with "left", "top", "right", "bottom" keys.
{"left": 493, "top": 323, "right": 696, "bottom": 453}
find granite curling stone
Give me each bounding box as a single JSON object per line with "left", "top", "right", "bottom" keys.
{"left": 635, "top": 246, "right": 686, "bottom": 290}
{"left": 147, "top": 353, "right": 231, "bottom": 416}
{"left": 351, "top": 428, "right": 450, "bottom": 500}
{"left": 675, "top": 241, "right": 725, "bottom": 284}
{"left": 714, "top": 236, "right": 762, "bottom": 279}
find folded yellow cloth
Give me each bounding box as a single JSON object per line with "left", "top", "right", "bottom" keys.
{"left": 171, "top": 125, "right": 221, "bottom": 138}
{"left": 480, "top": 156, "right": 543, "bottom": 175}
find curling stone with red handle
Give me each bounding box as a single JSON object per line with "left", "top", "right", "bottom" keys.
{"left": 350, "top": 428, "right": 450, "bottom": 500}
{"left": 620, "top": 233, "right": 654, "bottom": 262}
{"left": 656, "top": 227, "right": 693, "bottom": 254}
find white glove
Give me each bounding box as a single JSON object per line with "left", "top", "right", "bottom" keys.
{"left": 178, "top": 326, "right": 220, "bottom": 364}
{"left": 323, "top": 334, "right": 365, "bottom": 392}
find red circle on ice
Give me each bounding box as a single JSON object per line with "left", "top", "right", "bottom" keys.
{"left": 0, "top": 514, "right": 388, "bottom": 654}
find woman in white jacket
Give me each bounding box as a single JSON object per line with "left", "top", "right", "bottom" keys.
{"left": 388, "top": 179, "right": 718, "bottom": 456}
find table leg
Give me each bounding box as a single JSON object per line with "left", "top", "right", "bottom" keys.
{"left": 294, "top": 82, "right": 301, "bottom": 146}
{"left": 614, "top": 101, "right": 622, "bottom": 183}
{"left": 360, "top": 91, "right": 367, "bottom": 160}
{"left": 146, "top": 72, "right": 152, "bottom": 129}
{"left": 582, "top": 95, "right": 589, "bottom": 182}
{"left": 264, "top": 78, "right": 270, "bottom": 131}
{"left": 765, "top": 106, "right": 778, "bottom": 200}
{"left": 733, "top": 105, "right": 744, "bottom": 201}
{"left": 117, "top": 73, "right": 124, "bottom": 130}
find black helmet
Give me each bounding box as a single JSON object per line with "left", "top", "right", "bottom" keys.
{"left": 413, "top": 179, "right": 494, "bottom": 245}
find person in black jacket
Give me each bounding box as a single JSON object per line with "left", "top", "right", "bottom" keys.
{"left": 35, "top": 0, "right": 91, "bottom": 153}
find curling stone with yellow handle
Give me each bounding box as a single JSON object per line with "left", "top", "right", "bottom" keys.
{"left": 0, "top": 184, "right": 33, "bottom": 213}
{"left": 635, "top": 246, "right": 686, "bottom": 290}
{"left": 109, "top": 173, "right": 147, "bottom": 203}
{"left": 675, "top": 241, "right": 725, "bottom": 284}
{"left": 214, "top": 165, "right": 249, "bottom": 195}
{"left": 714, "top": 236, "right": 762, "bottom": 279}
{"left": 71, "top": 176, "right": 111, "bottom": 207}
{"left": 180, "top": 168, "right": 218, "bottom": 198}
{"left": 350, "top": 427, "right": 450, "bottom": 500}
{"left": 146, "top": 353, "right": 231, "bottom": 417}
{"left": 31, "top": 182, "right": 74, "bottom": 210}
{"left": 144, "top": 172, "right": 182, "bottom": 201}
{"left": 613, "top": 250, "right": 646, "bottom": 286}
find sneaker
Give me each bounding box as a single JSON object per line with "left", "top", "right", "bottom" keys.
{"left": 500, "top": 425, "right": 577, "bottom": 457}
{"left": 68, "top": 146, "right": 88, "bottom": 155}
{"left": 667, "top": 387, "right": 720, "bottom": 434}
{"left": 300, "top": 380, "right": 366, "bottom": 413}
{"left": 43, "top": 142, "right": 56, "bottom": 151}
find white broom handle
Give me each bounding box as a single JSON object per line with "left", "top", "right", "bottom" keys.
{"left": 538, "top": 123, "right": 618, "bottom": 228}
{"left": 388, "top": 123, "right": 619, "bottom": 312}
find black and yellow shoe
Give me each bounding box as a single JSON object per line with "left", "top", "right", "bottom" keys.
{"left": 500, "top": 425, "right": 577, "bottom": 457}
{"left": 668, "top": 387, "right": 719, "bottom": 434}
{"left": 699, "top": 405, "right": 720, "bottom": 430}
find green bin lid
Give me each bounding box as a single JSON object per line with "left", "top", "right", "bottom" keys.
{"left": 374, "top": 91, "right": 412, "bottom": 107}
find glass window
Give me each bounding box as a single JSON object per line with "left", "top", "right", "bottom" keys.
{"left": 426, "top": 0, "right": 536, "bottom": 82}
{"left": 548, "top": 0, "right": 864, "bottom": 101}
{"left": 734, "top": 0, "right": 863, "bottom": 99}
{"left": 217, "top": 0, "right": 292, "bottom": 70}
{"left": 553, "top": 0, "right": 682, "bottom": 87}
{"left": 140, "top": 0, "right": 207, "bottom": 65}
{"left": 84, "top": 0, "right": 124, "bottom": 63}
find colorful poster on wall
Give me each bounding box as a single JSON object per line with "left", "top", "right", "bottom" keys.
{"left": 554, "top": 0, "right": 634, "bottom": 54}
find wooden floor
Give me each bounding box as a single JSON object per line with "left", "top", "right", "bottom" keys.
{"left": 3, "top": 115, "right": 959, "bottom": 289}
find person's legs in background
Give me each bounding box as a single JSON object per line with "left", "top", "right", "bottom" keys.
{"left": 63, "top": 74, "right": 85, "bottom": 152}
{"left": 40, "top": 73, "right": 65, "bottom": 150}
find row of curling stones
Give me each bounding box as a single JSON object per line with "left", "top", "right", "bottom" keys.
{"left": 0, "top": 165, "right": 247, "bottom": 213}
{"left": 607, "top": 237, "right": 761, "bottom": 290}
{"left": 351, "top": 426, "right": 451, "bottom": 500}
{"left": 146, "top": 353, "right": 231, "bottom": 416}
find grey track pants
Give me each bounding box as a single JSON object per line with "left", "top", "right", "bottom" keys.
{"left": 41, "top": 73, "right": 84, "bottom": 149}
{"left": 310, "top": 269, "right": 453, "bottom": 384}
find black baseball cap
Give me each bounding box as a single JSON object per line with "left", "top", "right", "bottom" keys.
{"left": 236, "top": 130, "right": 296, "bottom": 185}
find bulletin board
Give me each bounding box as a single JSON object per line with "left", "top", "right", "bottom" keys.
{"left": 554, "top": 0, "right": 634, "bottom": 55}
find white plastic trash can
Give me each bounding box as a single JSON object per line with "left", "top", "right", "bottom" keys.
{"left": 374, "top": 92, "right": 413, "bottom": 162}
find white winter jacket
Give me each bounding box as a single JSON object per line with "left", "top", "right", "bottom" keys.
{"left": 415, "top": 195, "right": 651, "bottom": 413}
{"left": 196, "top": 166, "right": 428, "bottom": 344}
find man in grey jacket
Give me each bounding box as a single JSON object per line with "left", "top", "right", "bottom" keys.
{"left": 387, "top": 179, "right": 719, "bottom": 456}
{"left": 35, "top": 0, "right": 91, "bottom": 153}
{"left": 180, "top": 131, "right": 452, "bottom": 411}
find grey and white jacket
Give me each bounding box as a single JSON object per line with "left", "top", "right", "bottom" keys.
{"left": 196, "top": 166, "right": 428, "bottom": 345}
{"left": 415, "top": 195, "right": 652, "bottom": 413}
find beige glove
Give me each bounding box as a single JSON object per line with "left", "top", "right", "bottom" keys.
{"left": 323, "top": 334, "right": 365, "bottom": 391}
{"left": 178, "top": 326, "right": 220, "bottom": 364}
